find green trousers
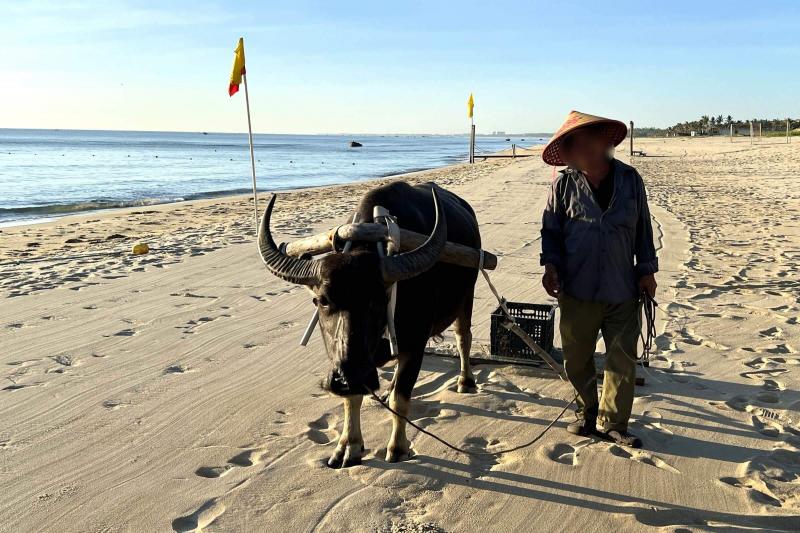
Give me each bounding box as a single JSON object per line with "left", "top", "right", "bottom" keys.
{"left": 559, "top": 293, "right": 641, "bottom": 432}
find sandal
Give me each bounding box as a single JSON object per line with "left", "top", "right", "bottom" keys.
{"left": 567, "top": 418, "right": 597, "bottom": 437}
{"left": 603, "top": 429, "right": 642, "bottom": 448}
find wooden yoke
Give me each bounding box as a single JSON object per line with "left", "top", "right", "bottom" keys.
{"left": 283, "top": 223, "right": 498, "bottom": 271}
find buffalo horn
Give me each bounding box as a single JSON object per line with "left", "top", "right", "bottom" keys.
{"left": 258, "top": 194, "right": 321, "bottom": 286}
{"left": 380, "top": 189, "right": 447, "bottom": 283}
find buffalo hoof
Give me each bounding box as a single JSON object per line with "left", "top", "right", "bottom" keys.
{"left": 326, "top": 444, "right": 364, "bottom": 469}
{"left": 385, "top": 445, "right": 412, "bottom": 463}
{"left": 457, "top": 375, "right": 477, "bottom": 394}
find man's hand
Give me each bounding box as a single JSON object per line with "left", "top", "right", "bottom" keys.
{"left": 542, "top": 264, "right": 560, "bottom": 298}
{"left": 639, "top": 273, "right": 657, "bottom": 298}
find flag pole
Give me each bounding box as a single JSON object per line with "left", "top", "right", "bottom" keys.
{"left": 242, "top": 72, "right": 259, "bottom": 228}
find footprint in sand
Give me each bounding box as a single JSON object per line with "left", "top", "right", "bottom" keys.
{"left": 740, "top": 368, "right": 788, "bottom": 380}
{"left": 762, "top": 344, "right": 796, "bottom": 355}
{"left": 654, "top": 357, "right": 692, "bottom": 383}
{"left": 177, "top": 315, "right": 230, "bottom": 335}
{"left": 108, "top": 328, "right": 136, "bottom": 337}
{"left": 195, "top": 448, "right": 265, "bottom": 479}
{"left": 164, "top": 363, "right": 191, "bottom": 375}
{"left": 545, "top": 439, "right": 592, "bottom": 466}
{"left": 227, "top": 449, "right": 264, "bottom": 467}
{"left": 172, "top": 498, "right": 226, "bottom": 532}
{"left": 759, "top": 326, "right": 783, "bottom": 339}
{"left": 744, "top": 356, "right": 787, "bottom": 371}
{"left": 306, "top": 413, "right": 338, "bottom": 445}
{"left": 755, "top": 391, "right": 780, "bottom": 404}
{"left": 761, "top": 379, "right": 786, "bottom": 393}
{"left": 272, "top": 409, "right": 290, "bottom": 425}
{"left": 666, "top": 302, "right": 698, "bottom": 314}
{"left": 462, "top": 437, "right": 500, "bottom": 477}
{"left": 720, "top": 448, "right": 800, "bottom": 508}
{"left": 608, "top": 444, "right": 680, "bottom": 473}
{"left": 633, "top": 410, "right": 674, "bottom": 444}
{"left": 688, "top": 289, "right": 720, "bottom": 301}
{"left": 243, "top": 341, "right": 267, "bottom": 350}
{"left": 2, "top": 382, "right": 41, "bottom": 392}
{"left": 102, "top": 399, "right": 127, "bottom": 410}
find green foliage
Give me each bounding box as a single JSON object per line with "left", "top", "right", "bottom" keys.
{"left": 634, "top": 116, "right": 797, "bottom": 137}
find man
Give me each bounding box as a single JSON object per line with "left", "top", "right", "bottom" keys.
{"left": 540, "top": 110, "right": 658, "bottom": 448}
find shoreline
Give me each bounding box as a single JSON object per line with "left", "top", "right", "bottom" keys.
{"left": 0, "top": 167, "right": 444, "bottom": 229}
{"left": 0, "top": 154, "right": 529, "bottom": 296}
{"left": 1, "top": 129, "right": 543, "bottom": 228}
{"left": 0, "top": 147, "right": 539, "bottom": 229}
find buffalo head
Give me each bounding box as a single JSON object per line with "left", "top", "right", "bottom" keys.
{"left": 257, "top": 190, "right": 447, "bottom": 396}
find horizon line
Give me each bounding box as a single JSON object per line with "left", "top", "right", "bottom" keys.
{"left": 0, "top": 126, "right": 554, "bottom": 137}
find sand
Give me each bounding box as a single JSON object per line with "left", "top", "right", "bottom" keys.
{"left": 1, "top": 137, "right": 798, "bottom": 532}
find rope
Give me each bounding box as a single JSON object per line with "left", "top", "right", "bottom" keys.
{"left": 640, "top": 291, "right": 658, "bottom": 363}
{"left": 365, "top": 253, "right": 576, "bottom": 457}
{"left": 369, "top": 388, "right": 576, "bottom": 457}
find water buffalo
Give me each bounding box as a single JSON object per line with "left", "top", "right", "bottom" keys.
{"left": 258, "top": 181, "right": 479, "bottom": 467}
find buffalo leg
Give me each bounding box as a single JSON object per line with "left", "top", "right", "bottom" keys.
{"left": 379, "top": 369, "right": 396, "bottom": 403}
{"left": 455, "top": 291, "right": 477, "bottom": 393}
{"left": 327, "top": 395, "right": 364, "bottom": 468}
{"left": 385, "top": 352, "right": 423, "bottom": 463}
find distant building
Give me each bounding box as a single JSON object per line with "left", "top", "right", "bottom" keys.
{"left": 492, "top": 131, "right": 506, "bottom": 136}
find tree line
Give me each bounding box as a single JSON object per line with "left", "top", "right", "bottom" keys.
{"left": 635, "top": 115, "right": 798, "bottom": 137}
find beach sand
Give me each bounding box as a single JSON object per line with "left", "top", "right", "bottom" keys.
{"left": 1, "top": 137, "right": 798, "bottom": 532}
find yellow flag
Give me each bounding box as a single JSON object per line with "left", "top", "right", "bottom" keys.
{"left": 229, "top": 37, "right": 246, "bottom": 97}
{"left": 467, "top": 93, "right": 474, "bottom": 118}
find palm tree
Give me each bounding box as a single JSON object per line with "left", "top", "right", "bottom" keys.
{"left": 700, "top": 115, "right": 710, "bottom": 134}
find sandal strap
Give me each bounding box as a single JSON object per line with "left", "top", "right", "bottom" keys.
{"left": 606, "top": 430, "right": 642, "bottom": 448}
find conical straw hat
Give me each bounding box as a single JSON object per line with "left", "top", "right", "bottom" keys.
{"left": 542, "top": 110, "right": 628, "bottom": 166}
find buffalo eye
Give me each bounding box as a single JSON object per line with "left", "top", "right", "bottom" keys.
{"left": 315, "top": 295, "right": 330, "bottom": 308}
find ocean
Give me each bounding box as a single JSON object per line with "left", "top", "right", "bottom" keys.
{"left": 0, "top": 129, "right": 545, "bottom": 226}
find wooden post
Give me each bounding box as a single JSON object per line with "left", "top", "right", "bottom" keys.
{"left": 759, "top": 122, "right": 762, "bottom": 142}
{"left": 469, "top": 123, "right": 476, "bottom": 164}
{"left": 512, "top": 143, "right": 516, "bottom": 159}
{"left": 750, "top": 121, "right": 753, "bottom": 145}
{"left": 788, "top": 118, "right": 791, "bottom": 144}
{"left": 629, "top": 120, "right": 634, "bottom": 156}
{"left": 730, "top": 123, "right": 733, "bottom": 142}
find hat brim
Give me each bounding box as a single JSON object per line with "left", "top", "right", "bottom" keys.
{"left": 542, "top": 119, "right": 628, "bottom": 166}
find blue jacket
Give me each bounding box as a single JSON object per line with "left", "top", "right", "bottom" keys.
{"left": 540, "top": 159, "right": 658, "bottom": 303}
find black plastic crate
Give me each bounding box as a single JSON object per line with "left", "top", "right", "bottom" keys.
{"left": 490, "top": 302, "right": 560, "bottom": 364}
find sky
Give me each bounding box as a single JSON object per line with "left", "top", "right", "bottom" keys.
{"left": 1, "top": 0, "right": 799, "bottom": 134}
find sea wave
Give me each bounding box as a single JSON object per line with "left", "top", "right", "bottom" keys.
{"left": 0, "top": 188, "right": 258, "bottom": 220}
{"left": 0, "top": 130, "right": 541, "bottom": 225}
